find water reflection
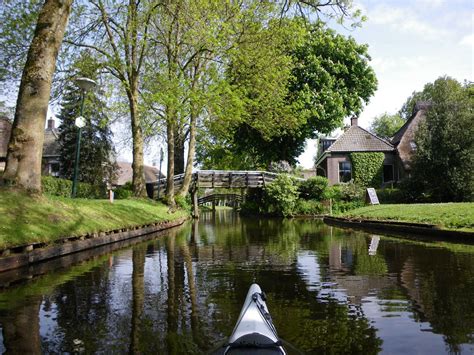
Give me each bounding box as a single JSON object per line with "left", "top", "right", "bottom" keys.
{"left": 0, "top": 210, "right": 472, "bottom": 354}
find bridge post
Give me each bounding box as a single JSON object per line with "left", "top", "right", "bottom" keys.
{"left": 191, "top": 188, "right": 199, "bottom": 219}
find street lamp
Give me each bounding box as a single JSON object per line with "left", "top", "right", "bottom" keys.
{"left": 71, "top": 77, "right": 97, "bottom": 198}
{"left": 157, "top": 147, "right": 164, "bottom": 200}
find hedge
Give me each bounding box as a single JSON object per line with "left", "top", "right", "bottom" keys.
{"left": 42, "top": 176, "right": 106, "bottom": 199}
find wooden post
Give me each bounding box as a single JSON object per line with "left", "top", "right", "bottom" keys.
{"left": 191, "top": 189, "right": 199, "bottom": 219}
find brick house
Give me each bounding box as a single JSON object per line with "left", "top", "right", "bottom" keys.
{"left": 1, "top": 116, "right": 60, "bottom": 175}
{"left": 0, "top": 116, "right": 12, "bottom": 172}
{"left": 315, "top": 117, "right": 395, "bottom": 185}
{"left": 42, "top": 118, "right": 61, "bottom": 176}
{"left": 315, "top": 104, "right": 428, "bottom": 186}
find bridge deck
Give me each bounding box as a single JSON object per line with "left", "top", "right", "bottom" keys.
{"left": 153, "top": 170, "right": 302, "bottom": 194}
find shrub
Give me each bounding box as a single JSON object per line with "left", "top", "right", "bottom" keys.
{"left": 175, "top": 194, "right": 191, "bottom": 211}
{"left": 376, "top": 188, "right": 406, "bottom": 204}
{"left": 264, "top": 174, "right": 300, "bottom": 217}
{"left": 334, "top": 182, "right": 365, "bottom": 202}
{"left": 295, "top": 199, "right": 324, "bottom": 215}
{"left": 332, "top": 200, "right": 365, "bottom": 214}
{"left": 114, "top": 181, "right": 133, "bottom": 199}
{"left": 42, "top": 176, "right": 105, "bottom": 199}
{"left": 299, "top": 176, "right": 329, "bottom": 200}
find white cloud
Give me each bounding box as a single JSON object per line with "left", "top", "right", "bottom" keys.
{"left": 367, "top": 5, "right": 448, "bottom": 39}
{"left": 459, "top": 34, "right": 474, "bottom": 47}
{"left": 414, "top": 0, "right": 444, "bottom": 8}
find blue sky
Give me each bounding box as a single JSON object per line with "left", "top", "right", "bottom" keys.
{"left": 298, "top": 0, "right": 473, "bottom": 167}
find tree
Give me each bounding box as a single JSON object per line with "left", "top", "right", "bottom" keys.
{"left": 198, "top": 20, "right": 377, "bottom": 168}
{"left": 65, "top": 0, "right": 162, "bottom": 197}
{"left": 409, "top": 77, "right": 473, "bottom": 202}
{"left": 2, "top": 0, "right": 73, "bottom": 194}
{"left": 369, "top": 113, "right": 405, "bottom": 139}
{"left": 57, "top": 54, "right": 117, "bottom": 187}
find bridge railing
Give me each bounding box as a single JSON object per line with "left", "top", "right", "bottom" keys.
{"left": 153, "top": 170, "right": 304, "bottom": 194}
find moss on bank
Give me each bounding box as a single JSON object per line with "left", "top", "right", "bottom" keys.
{"left": 341, "top": 203, "right": 474, "bottom": 232}
{"left": 0, "top": 189, "right": 188, "bottom": 249}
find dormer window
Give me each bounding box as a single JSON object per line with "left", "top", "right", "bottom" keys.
{"left": 410, "top": 141, "right": 417, "bottom": 151}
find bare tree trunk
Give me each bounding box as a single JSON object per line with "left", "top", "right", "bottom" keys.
{"left": 173, "top": 126, "right": 185, "bottom": 175}
{"left": 2, "top": 0, "right": 73, "bottom": 193}
{"left": 179, "top": 108, "right": 197, "bottom": 197}
{"left": 166, "top": 118, "right": 176, "bottom": 207}
{"left": 128, "top": 84, "right": 146, "bottom": 197}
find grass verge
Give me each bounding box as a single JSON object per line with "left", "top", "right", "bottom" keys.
{"left": 341, "top": 203, "right": 474, "bottom": 232}
{"left": 0, "top": 189, "right": 188, "bottom": 249}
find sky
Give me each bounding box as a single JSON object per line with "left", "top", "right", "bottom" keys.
{"left": 297, "top": 0, "right": 473, "bottom": 168}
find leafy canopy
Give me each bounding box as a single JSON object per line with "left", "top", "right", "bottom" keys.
{"left": 409, "top": 77, "right": 473, "bottom": 202}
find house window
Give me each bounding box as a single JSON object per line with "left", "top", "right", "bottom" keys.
{"left": 50, "top": 162, "right": 60, "bottom": 177}
{"left": 383, "top": 164, "right": 394, "bottom": 183}
{"left": 339, "top": 161, "right": 351, "bottom": 182}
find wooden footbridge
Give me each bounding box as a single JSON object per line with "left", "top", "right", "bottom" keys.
{"left": 154, "top": 170, "right": 283, "bottom": 194}
{"left": 153, "top": 170, "right": 303, "bottom": 218}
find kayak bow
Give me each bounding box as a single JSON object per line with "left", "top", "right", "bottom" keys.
{"left": 224, "top": 283, "right": 286, "bottom": 354}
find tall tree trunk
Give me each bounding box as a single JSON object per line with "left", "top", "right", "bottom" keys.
{"left": 179, "top": 107, "right": 197, "bottom": 196}
{"left": 166, "top": 118, "right": 176, "bottom": 206}
{"left": 3, "top": 297, "right": 42, "bottom": 354}
{"left": 173, "top": 126, "right": 185, "bottom": 175}
{"left": 2, "top": 0, "right": 73, "bottom": 193}
{"left": 129, "top": 245, "right": 146, "bottom": 354}
{"left": 128, "top": 84, "right": 146, "bottom": 197}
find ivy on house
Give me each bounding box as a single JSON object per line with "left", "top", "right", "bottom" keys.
{"left": 350, "top": 152, "right": 385, "bottom": 187}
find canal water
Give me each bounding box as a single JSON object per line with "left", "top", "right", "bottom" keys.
{"left": 0, "top": 211, "right": 473, "bottom": 354}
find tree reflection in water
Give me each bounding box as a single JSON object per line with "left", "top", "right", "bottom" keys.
{"left": 0, "top": 211, "right": 472, "bottom": 353}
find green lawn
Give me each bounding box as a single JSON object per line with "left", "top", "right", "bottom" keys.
{"left": 0, "top": 189, "right": 188, "bottom": 249}
{"left": 341, "top": 203, "right": 474, "bottom": 232}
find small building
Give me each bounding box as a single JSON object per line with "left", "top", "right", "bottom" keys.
{"left": 42, "top": 118, "right": 60, "bottom": 177}
{"left": 315, "top": 117, "right": 396, "bottom": 185}
{"left": 0, "top": 116, "right": 12, "bottom": 172}
{"left": 315, "top": 104, "right": 429, "bottom": 186}
{"left": 114, "top": 162, "right": 164, "bottom": 186}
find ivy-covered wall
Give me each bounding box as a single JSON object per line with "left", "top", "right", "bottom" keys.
{"left": 350, "top": 152, "right": 385, "bottom": 187}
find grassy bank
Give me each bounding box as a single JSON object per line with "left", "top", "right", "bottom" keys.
{"left": 341, "top": 203, "right": 474, "bottom": 232}
{"left": 0, "top": 189, "right": 188, "bottom": 249}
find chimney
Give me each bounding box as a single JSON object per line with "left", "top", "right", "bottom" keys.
{"left": 350, "top": 116, "right": 358, "bottom": 126}
{"left": 47, "top": 117, "right": 55, "bottom": 130}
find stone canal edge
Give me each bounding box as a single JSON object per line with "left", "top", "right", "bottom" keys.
{"left": 0, "top": 217, "right": 189, "bottom": 273}
{"left": 324, "top": 216, "right": 474, "bottom": 243}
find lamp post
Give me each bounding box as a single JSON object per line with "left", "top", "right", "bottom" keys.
{"left": 157, "top": 147, "right": 164, "bottom": 200}
{"left": 71, "top": 77, "right": 97, "bottom": 198}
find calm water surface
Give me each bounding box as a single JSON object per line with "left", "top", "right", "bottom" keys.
{"left": 0, "top": 211, "right": 473, "bottom": 354}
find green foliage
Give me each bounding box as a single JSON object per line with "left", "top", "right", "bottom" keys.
{"left": 174, "top": 194, "right": 191, "bottom": 211}
{"left": 0, "top": 0, "right": 40, "bottom": 83}
{"left": 197, "top": 19, "right": 377, "bottom": 169}
{"left": 350, "top": 152, "right": 385, "bottom": 187}
{"left": 295, "top": 199, "right": 324, "bottom": 215}
{"left": 408, "top": 77, "right": 473, "bottom": 202}
{"left": 375, "top": 188, "right": 406, "bottom": 204}
{"left": 41, "top": 176, "right": 105, "bottom": 199}
{"left": 331, "top": 182, "right": 365, "bottom": 202}
{"left": 114, "top": 182, "right": 133, "bottom": 200}
{"left": 369, "top": 113, "right": 405, "bottom": 139}
{"left": 299, "top": 176, "right": 329, "bottom": 200}
{"left": 264, "top": 174, "right": 300, "bottom": 217}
